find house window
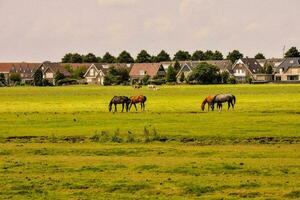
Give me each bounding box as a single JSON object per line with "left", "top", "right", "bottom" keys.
{"left": 287, "top": 75, "right": 299, "bottom": 81}
{"left": 90, "top": 68, "right": 95, "bottom": 76}
{"left": 139, "top": 70, "right": 146, "bottom": 75}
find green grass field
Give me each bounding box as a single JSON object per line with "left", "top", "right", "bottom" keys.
{"left": 0, "top": 85, "right": 300, "bottom": 199}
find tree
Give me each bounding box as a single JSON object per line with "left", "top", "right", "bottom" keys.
{"left": 166, "top": 66, "right": 177, "bottom": 82}
{"left": 54, "top": 71, "right": 65, "bottom": 85}
{"left": 142, "top": 75, "right": 150, "bottom": 85}
{"left": 72, "top": 67, "right": 86, "bottom": 79}
{"left": 156, "top": 50, "right": 171, "bottom": 62}
{"left": 96, "top": 56, "right": 102, "bottom": 63}
{"left": 83, "top": 53, "right": 97, "bottom": 63}
{"left": 0, "top": 73, "right": 6, "bottom": 86}
{"left": 220, "top": 71, "right": 230, "bottom": 83}
{"left": 213, "top": 51, "right": 223, "bottom": 60}
{"left": 117, "top": 51, "right": 134, "bottom": 63}
{"left": 179, "top": 72, "right": 185, "bottom": 83}
{"left": 102, "top": 52, "right": 116, "bottom": 63}
{"left": 62, "top": 53, "right": 73, "bottom": 63}
{"left": 191, "top": 50, "right": 205, "bottom": 61}
{"left": 136, "top": 50, "right": 152, "bottom": 63}
{"left": 71, "top": 53, "right": 83, "bottom": 63}
{"left": 33, "top": 69, "right": 43, "bottom": 86}
{"left": 103, "top": 66, "right": 130, "bottom": 85}
{"left": 285, "top": 47, "right": 300, "bottom": 58}
{"left": 10, "top": 73, "right": 21, "bottom": 85}
{"left": 173, "top": 60, "right": 181, "bottom": 72}
{"left": 188, "top": 62, "right": 220, "bottom": 84}
{"left": 263, "top": 63, "right": 273, "bottom": 74}
{"left": 227, "top": 50, "right": 243, "bottom": 63}
{"left": 255, "top": 53, "right": 266, "bottom": 59}
{"left": 173, "top": 50, "right": 191, "bottom": 61}
{"left": 203, "top": 50, "right": 214, "bottom": 60}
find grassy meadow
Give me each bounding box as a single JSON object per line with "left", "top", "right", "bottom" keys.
{"left": 0, "top": 84, "right": 300, "bottom": 199}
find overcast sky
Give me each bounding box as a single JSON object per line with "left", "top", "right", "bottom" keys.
{"left": 0, "top": 0, "right": 299, "bottom": 62}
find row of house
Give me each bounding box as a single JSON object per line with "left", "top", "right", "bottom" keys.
{"left": 0, "top": 57, "right": 300, "bottom": 85}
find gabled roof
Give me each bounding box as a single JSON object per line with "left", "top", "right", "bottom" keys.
{"left": 233, "top": 58, "right": 262, "bottom": 74}
{"left": 0, "top": 63, "right": 40, "bottom": 73}
{"left": 277, "top": 57, "right": 300, "bottom": 72}
{"left": 237, "top": 58, "right": 263, "bottom": 74}
{"left": 37, "top": 62, "right": 71, "bottom": 77}
{"left": 130, "top": 63, "right": 165, "bottom": 77}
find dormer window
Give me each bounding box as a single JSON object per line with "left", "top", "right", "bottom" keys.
{"left": 289, "top": 60, "right": 294, "bottom": 64}
{"left": 139, "top": 70, "right": 146, "bottom": 75}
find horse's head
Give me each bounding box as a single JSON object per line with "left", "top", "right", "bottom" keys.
{"left": 201, "top": 98, "right": 207, "bottom": 111}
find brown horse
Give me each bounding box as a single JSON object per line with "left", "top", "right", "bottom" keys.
{"left": 201, "top": 95, "right": 215, "bottom": 111}
{"left": 129, "top": 95, "right": 147, "bottom": 111}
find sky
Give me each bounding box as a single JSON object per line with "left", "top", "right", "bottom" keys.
{"left": 0, "top": 0, "right": 299, "bottom": 62}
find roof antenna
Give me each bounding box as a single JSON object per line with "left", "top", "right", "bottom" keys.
{"left": 283, "top": 45, "right": 286, "bottom": 58}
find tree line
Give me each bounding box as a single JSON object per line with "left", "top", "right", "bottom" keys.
{"left": 61, "top": 50, "right": 271, "bottom": 64}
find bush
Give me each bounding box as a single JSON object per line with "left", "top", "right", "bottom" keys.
{"left": 149, "top": 78, "right": 165, "bottom": 85}
{"left": 246, "top": 76, "right": 253, "bottom": 84}
{"left": 0, "top": 73, "right": 6, "bottom": 86}
{"left": 10, "top": 73, "right": 21, "bottom": 85}
{"left": 54, "top": 71, "right": 66, "bottom": 85}
{"left": 142, "top": 75, "right": 150, "bottom": 85}
{"left": 228, "top": 77, "right": 237, "bottom": 84}
{"left": 56, "top": 78, "right": 78, "bottom": 86}
{"left": 42, "top": 79, "right": 53, "bottom": 86}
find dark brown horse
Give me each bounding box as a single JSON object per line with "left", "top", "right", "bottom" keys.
{"left": 201, "top": 95, "right": 215, "bottom": 111}
{"left": 109, "top": 96, "right": 131, "bottom": 112}
{"left": 129, "top": 95, "right": 147, "bottom": 111}
{"left": 211, "top": 94, "right": 236, "bottom": 111}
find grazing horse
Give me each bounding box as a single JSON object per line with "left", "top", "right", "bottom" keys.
{"left": 211, "top": 94, "right": 236, "bottom": 111}
{"left": 201, "top": 95, "right": 215, "bottom": 111}
{"left": 129, "top": 95, "right": 147, "bottom": 111}
{"left": 109, "top": 96, "right": 131, "bottom": 112}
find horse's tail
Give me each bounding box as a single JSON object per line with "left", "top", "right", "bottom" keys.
{"left": 143, "top": 96, "right": 147, "bottom": 103}
{"left": 232, "top": 95, "right": 236, "bottom": 105}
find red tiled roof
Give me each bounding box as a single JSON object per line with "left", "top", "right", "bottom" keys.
{"left": 60, "top": 63, "right": 90, "bottom": 70}
{"left": 0, "top": 63, "right": 40, "bottom": 73}
{"left": 130, "top": 63, "right": 162, "bottom": 77}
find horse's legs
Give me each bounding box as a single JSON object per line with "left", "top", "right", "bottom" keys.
{"left": 121, "top": 103, "right": 124, "bottom": 112}
{"left": 231, "top": 101, "right": 235, "bottom": 110}
{"left": 114, "top": 104, "right": 117, "bottom": 112}
{"left": 228, "top": 101, "right": 230, "bottom": 110}
{"left": 134, "top": 103, "right": 138, "bottom": 111}
{"left": 143, "top": 102, "right": 146, "bottom": 111}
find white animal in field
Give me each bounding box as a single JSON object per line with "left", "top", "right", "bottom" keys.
{"left": 148, "top": 84, "right": 160, "bottom": 91}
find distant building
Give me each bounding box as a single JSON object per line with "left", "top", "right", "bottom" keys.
{"left": 34, "top": 62, "right": 71, "bottom": 85}
{"left": 275, "top": 57, "right": 300, "bottom": 82}
{"left": 84, "top": 63, "right": 132, "bottom": 85}
{"left": 176, "top": 60, "right": 233, "bottom": 82}
{"left": 231, "top": 58, "right": 274, "bottom": 83}
{"left": 129, "top": 63, "right": 166, "bottom": 84}
{"left": 0, "top": 63, "right": 40, "bottom": 85}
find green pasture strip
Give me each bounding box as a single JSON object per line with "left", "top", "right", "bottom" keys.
{"left": 1, "top": 143, "right": 299, "bottom": 199}
{"left": 0, "top": 84, "right": 300, "bottom": 138}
